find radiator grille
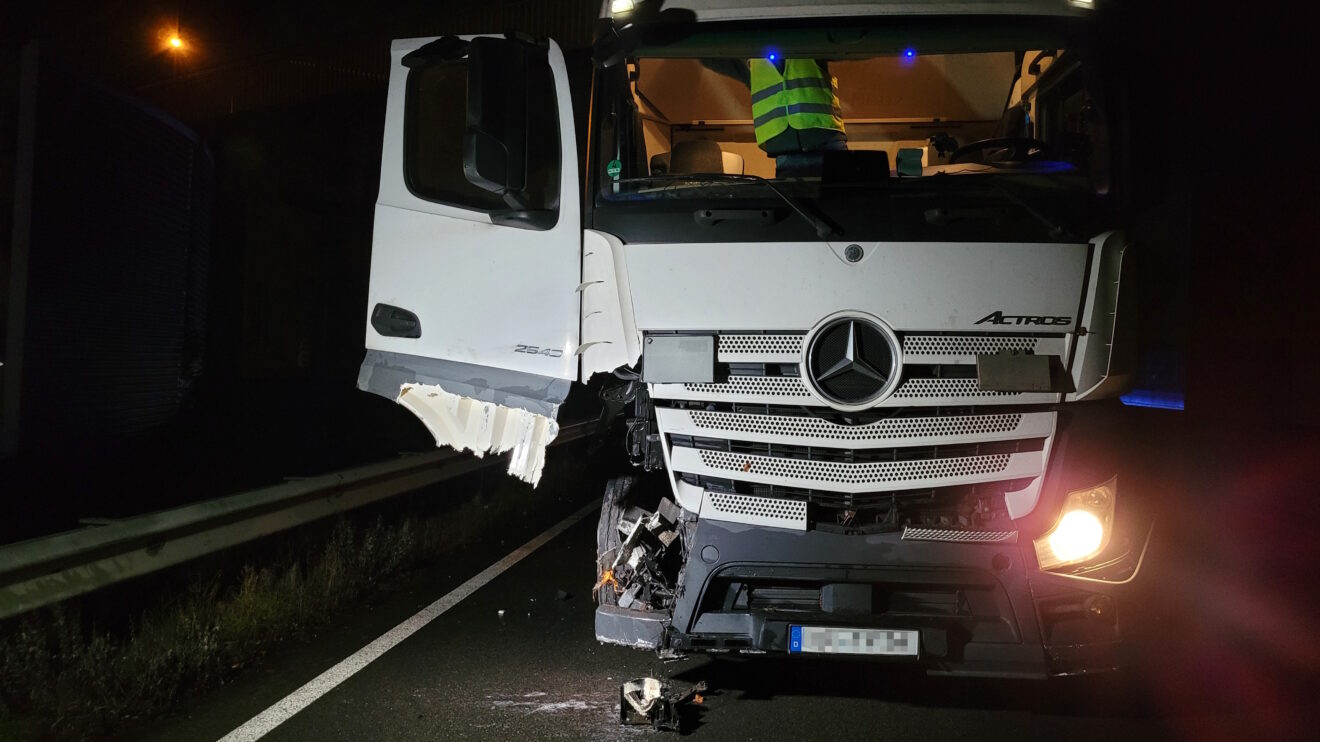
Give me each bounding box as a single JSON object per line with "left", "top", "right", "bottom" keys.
{"left": 718, "top": 334, "right": 804, "bottom": 356}
{"left": 891, "top": 378, "right": 1013, "bottom": 399}
{"left": 683, "top": 377, "right": 813, "bottom": 398}
{"left": 902, "top": 335, "right": 1039, "bottom": 357}
{"left": 702, "top": 490, "right": 808, "bottom": 529}
{"left": 687, "top": 411, "right": 1024, "bottom": 441}
{"left": 708, "top": 492, "right": 808, "bottom": 520}
{"left": 698, "top": 450, "right": 1012, "bottom": 485}
{"left": 715, "top": 333, "right": 1048, "bottom": 360}
{"left": 902, "top": 526, "right": 1019, "bottom": 543}
{"left": 660, "top": 330, "right": 1060, "bottom": 527}
{"left": 678, "top": 376, "right": 1024, "bottom": 402}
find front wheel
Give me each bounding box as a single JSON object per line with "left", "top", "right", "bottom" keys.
{"left": 595, "top": 475, "right": 637, "bottom": 606}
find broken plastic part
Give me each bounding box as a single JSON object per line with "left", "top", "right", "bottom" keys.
{"left": 619, "top": 677, "right": 707, "bottom": 731}
{"left": 603, "top": 497, "right": 683, "bottom": 614}
{"left": 623, "top": 677, "right": 664, "bottom": 717}
{"left": 620, "top": 677, "right": 676, "bottom": 730}
{"left": 396, "top": 383, "right": 558, "bottom": 485}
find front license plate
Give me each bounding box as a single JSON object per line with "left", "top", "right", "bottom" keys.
{"left": 789, "top": 626, "right": 920, "bottom": 656}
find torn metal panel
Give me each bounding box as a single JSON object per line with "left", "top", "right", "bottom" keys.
{"left": 358, "top": 349, "right": 570, "bottom": 418}
{"left": 357, "top": 349, "right": 570, "bottom": 485}
{"left": 578, "top": 230, "right": 641, "bottom": 383}
{"left": 396, "top": 383, "right": 558, "bottom": 485}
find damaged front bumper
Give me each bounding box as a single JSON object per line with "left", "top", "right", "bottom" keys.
{"left": 596, "top": 604, "right": 666, "bottom": 650}
{"left": 597, "top": 516, "right": 1153, "bottom": 679}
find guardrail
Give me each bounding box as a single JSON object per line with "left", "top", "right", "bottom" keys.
{"left": 0, "top": 421, "right": 596, "bottom": 620}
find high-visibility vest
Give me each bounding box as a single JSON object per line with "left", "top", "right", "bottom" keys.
{"left": 749, "top": 59, "right": 845, "bottom": 147}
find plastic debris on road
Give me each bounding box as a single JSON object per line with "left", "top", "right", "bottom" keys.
{"left": 618, "top": 677, "right": 707, "bottom": 732}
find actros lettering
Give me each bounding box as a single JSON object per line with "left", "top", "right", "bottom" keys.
{"left": 974, "top": 311, "right": 1073, "bottom": 326}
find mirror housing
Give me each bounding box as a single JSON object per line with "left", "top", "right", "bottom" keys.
{"left": 463, "top": 37, "right": 540, "bottom": 201}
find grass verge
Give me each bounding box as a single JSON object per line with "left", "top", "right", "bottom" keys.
{"left": 0, "top": 441, "right": 610, "bottom": 740}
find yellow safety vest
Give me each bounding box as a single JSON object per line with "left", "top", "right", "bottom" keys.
{"left": 749, "top": 59, "right": 845, "bottom": 147}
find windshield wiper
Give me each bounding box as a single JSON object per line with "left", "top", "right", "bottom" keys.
{"left": 615, "top": 173, "right": 841, "bottom": 238}
{"left": 927, "top": 174, "right": 1075, "bottom": 240}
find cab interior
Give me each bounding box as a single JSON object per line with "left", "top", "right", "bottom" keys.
{"left": 628, "top": 48, "right": 1086, "bottom": 178}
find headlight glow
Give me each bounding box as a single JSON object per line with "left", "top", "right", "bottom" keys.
{"left": 1047, "top": 510, "right": 1104, "bottom": 561}
{"left": 1034, "top": 478, "right": 1116, "bottom": 571}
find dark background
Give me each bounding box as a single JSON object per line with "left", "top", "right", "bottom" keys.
{"left": 0, "top": 0, "right": 1315, "bottom": 544}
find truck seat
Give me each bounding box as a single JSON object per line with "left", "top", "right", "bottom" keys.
{"left": 650, "top": 141, "right": 744, "bottom": 175}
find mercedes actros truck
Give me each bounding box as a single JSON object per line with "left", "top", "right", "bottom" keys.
{"left": 357, "top": 0, "right": 1153, "bottom": 678}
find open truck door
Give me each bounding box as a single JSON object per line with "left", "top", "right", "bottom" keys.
{"left": 358, "top": 35, "right": 579, "bottom": 485}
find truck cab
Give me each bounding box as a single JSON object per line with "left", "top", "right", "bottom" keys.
{"left": 359, "top": 0, "right": 1149, "bottom": 678}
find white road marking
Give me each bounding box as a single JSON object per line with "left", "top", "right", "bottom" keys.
{"left": 218, "top": 500, "right": 600, "bottom": 742}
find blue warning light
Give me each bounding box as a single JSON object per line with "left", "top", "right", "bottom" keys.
{"left": 904, "top": 48, "right": 916, "bottom": 58}
{"left": 768, "top": 52, "right": 778, "bottom": 61}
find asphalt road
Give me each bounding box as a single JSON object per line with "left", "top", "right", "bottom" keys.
{"left": 136, "top": 437, "right": 1319, "bottom": 742}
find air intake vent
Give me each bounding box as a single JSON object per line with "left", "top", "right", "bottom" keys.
{"left": 717, "top": 333, "right": 1050, "bottom": 361}
{"left": 718, "top": 334, "right": 804, "bottom": 356}
{"left": 698, "top": 450, "right": 1012, "bottom": 485}
{"left": 902, "top": 526, "right": 1018, "bottom": 544}
{"left": 891, "top": 378, "right": 1013, "bottom": 399}
{"left": 687, "top": 411, "right": 1024, "bottom": 442}
{"left": 666, "top": 376, "right": 1052, "bottom": 406}
{"left": 903, "top": 335, "right": 1039, "bottom": 357}
{"left": 703, "top": 490, "right": 808, "bottom": 530}
{"left": 683, "top": 377, "right": 814, "bottom": 398}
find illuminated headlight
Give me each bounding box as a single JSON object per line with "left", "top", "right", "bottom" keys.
{"left": 1034, "top": 478, "right": 1115, "bottom": 571}
{"left": 611, "top": 0, "right": 636, "bottom": 14}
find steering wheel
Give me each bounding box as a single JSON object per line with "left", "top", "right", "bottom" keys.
{"left": 950, "top": 137, "right": 1054, "bottom": 165}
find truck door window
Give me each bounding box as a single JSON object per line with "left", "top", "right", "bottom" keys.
{"left": 404, "top": 59, "right": 561, "bottom": 213}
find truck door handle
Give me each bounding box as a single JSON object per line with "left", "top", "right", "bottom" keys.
{"left": 371, "top": 303, "right": 421, "bottom": 338}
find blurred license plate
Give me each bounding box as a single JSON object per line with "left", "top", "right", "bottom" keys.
{"left": 789, "top": 626, "right": 919, "bottom": 656}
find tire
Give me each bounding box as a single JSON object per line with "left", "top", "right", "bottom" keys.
{"left": 595, "top": 474, "right": 637, "bottom": 607}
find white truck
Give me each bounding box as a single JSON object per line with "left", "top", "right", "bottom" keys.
{"left": 358, "top": 0, "right": 1151, "bottom": 678}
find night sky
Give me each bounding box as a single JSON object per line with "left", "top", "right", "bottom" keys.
{"left": 3, "top": 1, "right": 427, "bottom": 87}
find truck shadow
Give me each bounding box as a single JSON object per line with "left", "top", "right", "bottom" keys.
{"left": 668, "top": 642, "right": 1318, "bottom": 738}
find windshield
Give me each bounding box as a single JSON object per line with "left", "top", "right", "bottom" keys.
{"left": 592, "top": 21, "right": 1107, "bottom": 242}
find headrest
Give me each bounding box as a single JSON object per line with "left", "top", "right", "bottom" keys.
{"left": 669, "top": 140, "right": 725, "bottom": 174}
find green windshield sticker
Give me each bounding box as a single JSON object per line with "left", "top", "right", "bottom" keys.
{"left": 606, "top": 159, "right": 622, "bottom": 180}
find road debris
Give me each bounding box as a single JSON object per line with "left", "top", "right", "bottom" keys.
{"left": 618, "top": 677, "right": 707, "bottom": 732}
{"left": 599, "top": 498, "right": 683, "bottom": 612}
{"left": 487, "top": 692, "right": 610, "bottom": 715}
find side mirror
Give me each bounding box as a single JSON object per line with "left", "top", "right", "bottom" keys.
{"left": 463, "top": 37, "right": 537, "bottom": 200}
{"left": 592, "top": 18, "right": 634, "bottom": 69}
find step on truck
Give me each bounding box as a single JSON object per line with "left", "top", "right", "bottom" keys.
{"left": 358, "top": 0, "right": 1154, "bottom": 678}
